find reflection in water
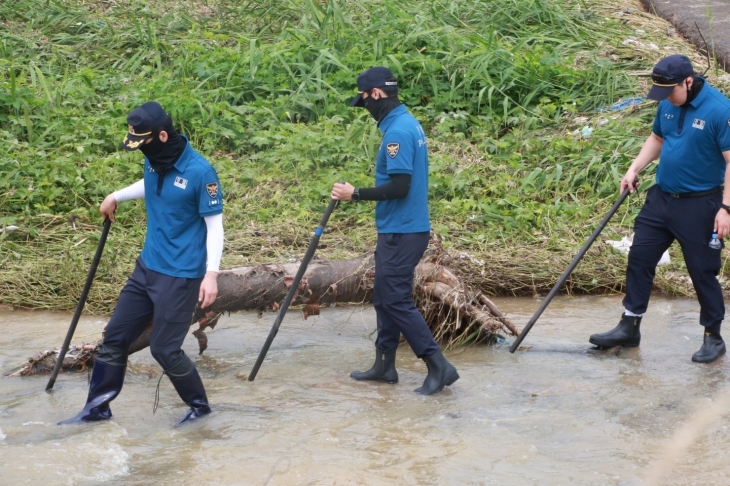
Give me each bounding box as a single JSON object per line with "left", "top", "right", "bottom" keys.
{"left": 1, "top": 296, "right": 730, "bottom": 485}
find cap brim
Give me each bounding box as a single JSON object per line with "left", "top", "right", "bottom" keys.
{"left": 647, "top": 84, "right": 676, "bottom": 101}
{"left": 121, "top": 133, "right": 148, "bottom": 151}
{"left": 350, "top": 93, "right": 364, "bottom": 107}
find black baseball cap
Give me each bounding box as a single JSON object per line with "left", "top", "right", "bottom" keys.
{"left": 350, "top": 67, "right": 398, "bottom": 107}
{"left": 121, "top": 101, "right": 170, "bottom": 151}
{"left": 647, "top": 55, "right": 695, "bottom": 101}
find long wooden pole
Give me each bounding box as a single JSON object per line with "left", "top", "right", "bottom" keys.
{"left": 248, "top": 199, "right": 338, "bottom": 381}
{"left": 509, "top": 187, "right": 635, "bottom": 353}
{"left": 46, "top": 218, "right": 112, "bottom": 390}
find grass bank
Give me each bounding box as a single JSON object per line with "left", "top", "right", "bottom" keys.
{"left": 1, "top": 0, "right": 729, "bottom": 312}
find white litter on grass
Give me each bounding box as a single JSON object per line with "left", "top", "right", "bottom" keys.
{"left": 605, "top": 234, "right": 671, "bottom": 266}
{"left": 0, "top": 226, "right": 19, "bottom": 234}
{"left": 459, "top": 252, "right": 485, "bottom": 266}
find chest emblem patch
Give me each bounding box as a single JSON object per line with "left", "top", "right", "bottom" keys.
{"left": 206, "top": 182, "right": 219, "bottom": 198}
{"left": 386, "top": 143, "right": 400, "bottom": 159}
{"left": 174, "top": 177, "right": 188, "bottom": 189}
{"left": 664, "top": 113, "right": 674, "bottom": 120}
{"left": 727, "top": 119, "right": 730, "bottom": 127}
{"left": 692, "top": 118, "right": 706, "bottom": 130}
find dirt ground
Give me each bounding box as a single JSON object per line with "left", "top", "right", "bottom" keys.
{"left": 640, "top": 0, "right": 730, "bottom": 72}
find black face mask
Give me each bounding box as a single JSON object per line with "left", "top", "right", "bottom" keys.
{"left": 363, "top": 95, "right": 401, "bottom": 125}
{"left": 682, "top": 76, "right": 704, "bottom": 106}
{"left": 139, "top": 125, "right": 186, "bottom": 173}
{"left": 139, "top": 133, "right": 166, "bottom": 161}
{"left": 139, "top": 124, "right": 187, "bottom": 194}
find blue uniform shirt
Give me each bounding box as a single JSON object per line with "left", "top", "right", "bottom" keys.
{"left": 374, "top": 105, "right": 431, "bottom": 233}
{"left": 653, "top": 80, "right": 730, "bottom": 194}
{"left": 140, "top": 139, "right": 223, "bottom": 278}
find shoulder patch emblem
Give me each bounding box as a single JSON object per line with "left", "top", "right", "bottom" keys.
{"left": 206, "top": 182, "right": 219, "bottom": 199}
{"left": 386, "top": 143, "right": 400, "bottom": 159}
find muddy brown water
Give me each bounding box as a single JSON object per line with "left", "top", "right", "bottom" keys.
{"left": 2, "top": 296, "right": 730, "bottom": 485}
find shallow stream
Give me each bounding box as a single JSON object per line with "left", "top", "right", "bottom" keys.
{"left": 2, "top": 296, "right": 730, "bottom": 485}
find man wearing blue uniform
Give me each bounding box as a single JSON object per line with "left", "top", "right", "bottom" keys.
{"left": 332, "top": 67, "right": 459, "bottom": 394}
{"left": 589, "top": 55, "right": 730, "bottom": 363}
{"left": 59, "top": 101, "right": 225, "bottom": 426}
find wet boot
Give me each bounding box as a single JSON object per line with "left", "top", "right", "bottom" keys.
{"left": 414, "top": 349, "right": 459, "bottom": 395}
{"left": 589, "top": 313, "right": 642, "bottom": 348}
{"left": 692, "top": 329, "right": 726, "bottom": 363}
{"left": 350, "top": 348, "right": 398, "bottom": 384}
{"left": 58, "top": 344, "right": 127, "bottom": 425}
{"left": 166, "top": 355, "right": 211, "bottom": 427}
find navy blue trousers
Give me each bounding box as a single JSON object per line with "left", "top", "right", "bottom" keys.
{"left": 102, "top": 258, "right": 203, "bottom": 370}
{"left": 624, "top": 185, "right": 725, "bottom": 328}
{"left": 374, "top": 232, "right": 440, "bottom": 358}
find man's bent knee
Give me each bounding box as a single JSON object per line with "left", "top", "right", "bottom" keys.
{"left": 150, "top": 347, "right": 185, "bottom": 371}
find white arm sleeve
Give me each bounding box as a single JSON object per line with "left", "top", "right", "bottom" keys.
{"left": 113, "top": 179, "right": 145, "bottom": 202}
{"left": 204, "top": 213, "right": 224, "bottom": 273}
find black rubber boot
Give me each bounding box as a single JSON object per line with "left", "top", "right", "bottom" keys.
{"left": 350, "top": 348, "right": 398, "bottom": 384}
{"left": 167, "top": 355, "right": 211, "bottom": 427}
{"left": 414, "top": 349, "right": 459, "bottom": 395}
{"left": 58, "top": 345, "right": 127, "bottom": 425}
{"left": 692, "top": 329, "right": 726, "bottom": 363}
{"left": 589, "top": 313, "right": 642, "bottom": 348}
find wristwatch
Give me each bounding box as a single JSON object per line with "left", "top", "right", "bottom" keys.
{"left": 722, "top": 203, "right": 730, "bottom": 214}
{"left": 351, "top": 187, "right": 360, "bottom": 202}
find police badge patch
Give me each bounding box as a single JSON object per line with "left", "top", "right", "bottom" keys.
{"left": 206, "top": 182, "right": 219, "bottom": 198}
{"left": 386, "top": 143, "right": 400, "bottom": 159}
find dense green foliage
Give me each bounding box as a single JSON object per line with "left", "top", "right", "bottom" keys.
{"left": 1, "top": 0, "right": 726, "bottom": 310}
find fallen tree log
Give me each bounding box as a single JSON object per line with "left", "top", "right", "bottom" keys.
{"left": 8, "top": 234, "right": 517, "bottom": 376}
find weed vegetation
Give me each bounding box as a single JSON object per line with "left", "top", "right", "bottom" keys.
{"left": 1, "top": 0, "right": 729, "bottom": 312}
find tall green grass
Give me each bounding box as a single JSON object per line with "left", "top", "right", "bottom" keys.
{"left": 1, "top": 0, "right": 647, "bottom": 218}
{"left": 0, "top": 0, "right": 719, "bottom": 310}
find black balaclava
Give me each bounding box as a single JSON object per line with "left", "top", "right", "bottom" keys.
{"left": 682, "top": 76, "right": 704, "bottom": 106}
{"left": 364, "top": 94, "right": 402, "bottom": 125}
{"left": 139, "top": 118, "right": 187, "bottom": 194}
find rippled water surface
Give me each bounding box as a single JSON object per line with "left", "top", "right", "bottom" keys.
{"left": 3, "top": 296, "right": 730, "bottom": 485}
